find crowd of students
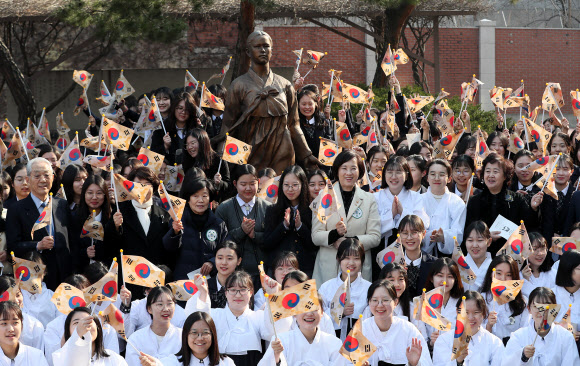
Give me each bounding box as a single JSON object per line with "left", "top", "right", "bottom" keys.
{"left": 1, "top": 72, "right": 580, "bottom": 366}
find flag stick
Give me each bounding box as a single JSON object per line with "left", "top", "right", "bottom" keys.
{"left": 295, "top": 48, "right": 303, "bottom": 74}
{"left": 217, "top": 158, "right": 223, "bottom": 176}
{"left": 542, "top": 108, "right": 545, "bottom": 125}
{"left": 97, "top": 117, "right": 104, "bottom": 156}
{"left": 347, "top": 270, "right": 351, "bottom": 304}
{"left": 38, "top": 108, "right": 46, "bottom": 128}
{"left": 532, "top": 307, "right": 549, "bottom": 346}
{"left": 464, "top": 173, "right": 474, "bottom": 204}
{"left": 264, "top": 293, "right": 279, "bottom": 340}
{"left": 522, "top": 118, "right": 531, "bottom": 151}
{"left": 548, "top": 87, "right": 565, "bottom": 119}
{"left": 540, "top": 155, "right": 560, "bottom": 193}
{"left": 302, "top": 67, "right": 314, "bottom": 80}
{"left": 49, "top": 194, "right": 53, "bottom": 238}
{"left": 110, "top": 167, "right": 120, "bottom": 212}
{"left": 160, "top": 181, "right": 182, "bottom": 235}
{"left": 15, "top": 128, "right": 29, "bottom": 162}
{"left": 327, "top": 70, "right": 335, "bottom": 108}
{"left": 120, "top": 249, "right": 124, "bottom": 287}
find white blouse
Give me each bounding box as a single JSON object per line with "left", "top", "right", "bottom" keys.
{"left": 520, "top": 269, "right": 556, "bottom": 298}
{"left": 421, "top": 188, "right": 467, "bottom": 255}
{"left": 52, "top": 330, "right": 128, "bottom": 366}
{"left": 258, "top": 328, "right": 347, "bottom": 366}
{"left": 157, "top": 354, "right": 236, "bottom": 366}
{"left": 553, "top": 285, "right": 580, "bottom": 323}
{"left": 433, "top": 327, "right": 504, "bottom": 366}
{"left": 482, "top": 293, "right": 529, "bottom": 339}
{"left": 125, "top": 324, "right": 182, "bottom": 366}
{"left": 21, "top": 283, "right": 58, "bottom": 327}
{"left": 0, "top": 343, "right": 48, "bottom": 366}
{"left": 373, "top": 187, "right": 429, "bottom": 240}
{"left": 318, "top": 273, "right": 371, "bottom": 338}
{"left": 462, "top": 253, "right": 492, "bottom": 292}
{"left": 21, "top": 313, "right": 44, "bottom": 351}
{"left": 502, "top": 322, "right": 580, "bottom": 366}
{"left": 125, "top": 297, "right": 186, "bottom": 338}
{"left": 362, "top": 316, "right": 433, "bottom": 366}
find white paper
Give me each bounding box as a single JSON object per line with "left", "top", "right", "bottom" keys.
{"left": 406, "top": 133, "right": 421, "bottom": 146}
{"left": 489, "top": 214, "right": 518, "bottom": 240}
{"left": 187, "top": 268, "right": 211, "bottom": 280}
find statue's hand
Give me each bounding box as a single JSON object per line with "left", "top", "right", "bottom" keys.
{"left": 303, "top": 154, "right": 322, "bottom": 170}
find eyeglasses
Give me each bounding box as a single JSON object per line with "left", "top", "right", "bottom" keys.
{"left": 283, "top": 183, "right": 300, "bottom": 191}
{"left": 189, "top": 330, "right": 212, "bottom": 339}
{"left": 152, "top": 301, "right": 175, "bottom": 310}
{"left": 454, "top": 170, "right": 472, "bottom": 176}
{"left": 86, "top": 192, "right": 105, "bottom": 198}
{"left": 226, "top": 288, "right": 249, "bottom": 296}
{"left": 399, "top": 230, "right": 420, "bottom": 238}
{"left": 369, "top": 298, "right": 393, "bottom": 305}
{"left": 385, "top": 170, "right": 404, "bottom": 177}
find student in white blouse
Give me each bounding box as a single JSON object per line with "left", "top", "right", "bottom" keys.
{"left": 126, "top": 286, "right": 182, "bottom": 366}
{"left": 502, "top": 287, "right": 580, "bottom": 366}
{"left": 318, "top": 239, "right": 371, "bottom": 340}
{"left": 421, "top": 159, "right": 466, "bottom": 256}
{"left": 362, "top": 279, "right": 432, "bottom": 366}
{"left": 520, "top": 232, "right": 556, "bottom": 298}
{"left": 481, "top": 255, "right": 529, "bottom": 344}
{"left": 259, "top": 296, "right": 346, "bottom": 366}
{"left": 433, "top": 291, "right": 504, "bottom": 366}
{"left": 150, "top": 311, "right": 235, "bottom": 366}
{"left": 0, "top": 276, "right": 43, "bottom": 351}
{"left": 462, "top": 221, "right": 493, "bottom": 292}
{"left": 0, "top": 301, "right": 48, "bottom": 366}
{"left": 52, "top": 307, "right": 127, "bottom": 366}
{"left": 373, "top": 156, "right": 429, "bottom": 278}
{"left": 552, "top": 250, "right": 580, "bottom": 341}
{"left": 422, "top": 258, "right": 464, "bottom": 347}
{"left": 19, "top": 252, "right": 58, "bottom": 328}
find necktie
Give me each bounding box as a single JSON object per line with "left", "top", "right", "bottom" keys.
{"left": 407, "top": 263, "right": 420, "bottom": 294}
{"left": 39, "top": 201, "right": 46, "bottom": 214}
{"left": 557, "top": 191, "right": 565, "bottom": 213}
{"left": 244, "top": 203, "right": 251, "bottom": 216}
{"left": 214, "top": 116, "right": 222, "bottom": 135}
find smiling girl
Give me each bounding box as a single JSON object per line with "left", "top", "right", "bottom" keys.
{"left": 208, "top": 241, "right": 242, "bottom": 309}
{"left": 520, "top": 232, "right": 555, "bottom": 298}
{"left": 462, "top": 221, "right": 493, "bottom": 291}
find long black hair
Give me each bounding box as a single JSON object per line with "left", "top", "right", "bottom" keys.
{"left": 176, "top": 312, "right": 226, "bottom": 366}
{"left": 182, "top": 128, "right": 218, "bottom": 172}
{"left": 269, "top": 165, "right": 309, "bottom": 220}
{"left": 379, "top": 263, "right": 410, "bottom": 319}
{"left": 480, "top": 255, "right": 526, "bottom": 317}
{"left": 61, "top": 164, "right": 89, "bottom": 206}
{"left": 77, "top": 175, "right": 111, "bottom": 223}
{"left": 64, "top": 307, "right": 109, "bottom": 359}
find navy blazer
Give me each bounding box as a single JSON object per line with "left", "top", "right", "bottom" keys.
{"left": 6, "top": 195, "right": 76, "bottom": 290}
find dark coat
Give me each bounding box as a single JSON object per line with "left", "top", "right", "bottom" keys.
{"left": 541, "top": 184, "right": 575, "bottom": 243}
{"left": 408, "top": 252, "right": 437, "bottom": 298}
{"left": 163, "top": 207, "right": 228, "bottom": 280}
{"left": 6, "top": 195, "right": 77, "bottom": 290}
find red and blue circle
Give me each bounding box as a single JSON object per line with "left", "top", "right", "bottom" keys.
{"left": 511, "top": 239, "right": 523, "bottom": 254}
{"left": 428, "top": 293, "right": 443, "bottom": 309}
{"left": 563, "top": 242, "right": 577, "bottom": 252}
{"left": 361, "top": 126, "right": 370, "bottom": 137}
{"left": 68, "top": 296, "right": 86, "bottom": 309}
{"left": 57, "top": 138, "right": 67, "bottom": 150}
{"left": 343, "top": 336, "right": 359, "bottom": 352}
{"left": 184, "top": 282, "right": 198, "bottom": 295}
{"left": 478, "top": 142, "right": 487, "bottom": 155}
{"left": 226, "top": 143, "right": 238, "bottom": 155}
{"left": 36, "top": 212, "right": 46, "bottom": 223}
{"left": 79, "top": 73, "right": 87, "bottom": 81}
{"left": 340, "top": 129, "right": 351, "bottom": 141}
{"left": 136, "top": 263, "right": 151, "bottom": 278}
{"left": 573, "top": 99, "right": 580, "bottom": 110}
{"left": 148, "top": 110, "right": 156, "bottom": 122}
{"left": 369, "top": 132, "right": 377, "bottom": 144}
{"left": 458, "top": 256, "right": 470, "bottom": 270}
{"left": 69, "top": 149, "right": 81, "bottom": 161}
{"left": 454, "top": 320, "right": 465, "bottom": 338}
{"left": 515, "top": 137, "right": 524, "bottom": 149}
{"left": 266, "top": 185, "right": 278, "bottom": 198}
{"left": 137, "top": 154, "right": 149, "bottom": 166}
{"left": 0, "top": 292, "right": 9, "bottom": 302}
{"left": 349, "top": 89, "right": 360, "bottom": 99}
{"left": 108, "top": 128, "right": 119, "bottom": 141}
{"left": 324, "top": 149, "right": 335, "bottom": 158}
{"left": 382, "top": 251, "right": 395, "bottom": 265}
{"left": 102, "top": 281, "right": 117, "bottom": 297}
{"left": 282, "top": 293, "right": 300, "bottom": 309}
{"left": 531, "top": 130, "right": 540, "bottom": 143}
{"left": 492, "top": 286, "right": 506, "bottom": 297}
{"left": 115, "top": 81, "right": 124, "bottom": 91}
{"left": 426, "top": 307, "right": 438, "bottom": 319}
{"left": 77, "top": 98, "right": 85, "bottom": 107}
{"left": 123, "top": 181, "right": 134, "bottom": 191}
{"left": 339, "top": 292, "right": 347, "bottom": 307}
{"left": 441, "top": 135, "right": 453, "bottom": 146}
{"left": 321, "top": 194, "right": 332, "bottom": 209}
{"left": 536, "top": 157, "right": 549, "bottom": 165}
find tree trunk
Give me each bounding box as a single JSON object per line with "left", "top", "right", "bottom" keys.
{"left": 371, "top": 2, "right": 416, "bottom": 87}
{"left": 230, "top": 0, "right": 255, "bottom": 81}
{"left": 0, "top": 39, "right": 36, "bottom": 127}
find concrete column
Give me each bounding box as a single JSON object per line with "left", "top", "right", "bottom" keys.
{"left": 476, "top": 19, "right": 496, "bottom": 111}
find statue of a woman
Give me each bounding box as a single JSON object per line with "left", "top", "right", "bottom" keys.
{"left": 212, "top": 31, "right": 319, "bottom": 173}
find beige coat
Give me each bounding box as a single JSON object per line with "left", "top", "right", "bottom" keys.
{"left": 312, "top": 183, "right": 381, "bottom": 285}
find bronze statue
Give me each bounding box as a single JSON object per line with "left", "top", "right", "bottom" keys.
{"left": 213, "top": 31, "right": 319, "bottom": 174}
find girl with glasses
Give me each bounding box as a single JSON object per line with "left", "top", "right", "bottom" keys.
{"left": 421, "top": 159, "right": 466, "bottom": 257}
{"left": 126, "top": 286, "right": 182, "bottom": 365}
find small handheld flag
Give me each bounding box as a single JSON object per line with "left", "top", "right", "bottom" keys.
{"left": 122, "top": 255, "right": 165, "bottom": 288}
{"left": 167, "top": 280, "right": 199, "bottom": 301}
{"left": 83, "top": 260, "right": 118, "bottom": 303}
{"left": 451, "top": 296, "right": 472, "bottom": 361}
{"left": 51, "top": 283, "right": 87, "bottom": 315}
{"left": 80, "top": 210, "right": 104, "bottom": 241}
{"left": 375, "top": 236, "right": 405, "bottom": 269}
{"left": 222, "top": 134, "right": 251, "bottom": 165}
{"left": 339, "top": 315, "right": 376, "bottom": 366}
{"left": 11, "top": 253, "right": 46, "bottom": 294}
{"left": 267, "top": 279, "right": 320, "bottom": 321}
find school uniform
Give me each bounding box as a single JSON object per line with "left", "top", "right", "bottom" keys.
{"left": 258, "top": 328, "right": 348, "bottom": 366}
{"left": 125, "top": 297, "right": 187, "bottom": 338}
{"left": 520, "top": 269, "right": 557, "bottom": 298}
{"left": 125, "top": 324, "right": 182, "bottom": 366}
{"left": 157, "top": 354, "right": 236, "bottom": 366}
{"left": 362, "top": 316, "right": 433, "bottom": 366}
{"left": 421, "top": 187, "right": 467, "bottom": 256}
{"left": 208, "top": 276, "right": 227, "bottom": 309}
{"left": 362, "top": 303, "right": 407, "bottom": 321}
{"left": 254, "top": 288, "right": 266, "bottom": 311}
{"left": 502, "top": 320, "right": 580, "bottom": 366}
{"left": 312, "top": 183, "right": 381, "bottom": 284}
{"left": 483, "top": 293, "right": 529, "bottom": 341}
{"left": 553, "top": 285, "right": 580, "bottom": 323}
{"left": 0, "top": 343, "right": 48, "bottom": 366}
{"left": 541, "top": 182, "right": 575, "bottom": 243}
{"left": 21, "top": 313, "right": 44, "bottom": 351}
{"left": 209, "top": 306, "right": 291, "bottom": 366}
{"left": 52, "top": 330, "right": 128, "bottom": 366}
{"left": 373, "top": 187, "right": 429, "bottom": 242}
{"left": 21, "top": 283, "right": 58, "bottom": 327}
{"left": 44, "top": 314, "right": 120, "bottom": 366}
{"left": 405, "top": 252, "right": 437, "bottom": 298}
{"left": 462, "top": 253, "right": 492, "bottom": 292}
{"left": 433, "top": 327, "right": 504, "bottom": 366}
{"left": 289, "top": 312, "right": 336, "bottom": 335}
{"left": 318, "top": 273, "right": 371, "bottom": 340}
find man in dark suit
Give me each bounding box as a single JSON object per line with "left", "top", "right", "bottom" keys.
{"left": 6, "top": 157, "right": 76, "bottom": 290}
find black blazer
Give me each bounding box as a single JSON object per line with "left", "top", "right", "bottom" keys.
{"left": 72, "top": 211, "right": 112, "bottom": 269}
{"left": 104, "top": 201, "right": 171, "bottom": 268}
{"left": 408, "top": 252, "right": 437, "bottom": 298}
{"left": 6, "top": 195, "right": 76, "bottom": 290}
{"left": 564, "top": 190, "right": 580, "bottom": 236}
{"left": 542, "top": 185, "right": 576, "bottom": 243}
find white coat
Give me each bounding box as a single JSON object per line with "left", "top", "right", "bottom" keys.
{"left": 362, "top": 316, "right": 432, "bottom": 366}
{"left": 552, "top": 285, "right": 580, "bottom": 323}
{"left": 312, "top": 183, "right": 381, "bottom": 284}
{"left": 462, "top": 253, "right": 492, "bottom": 292}
{"left": 0, "top": 343, "right": 48, "bottom": 366}
{"left": 21, "top": 283, "right": 59, "bottom": 327}
{"left": 483, "top": 293, "right": 529, "bottom": 339}
{"left": 520, "top": 270, "right": 556, "bottom": 299}
{"left": 52, "top": 330, "right": 128, "bottom": 366}
{"left": 421, "top": 187, "right": 466, "bottom": 255}
{"left": 502, "top": 322, "right": 580, "bottom": 366}
{"left": 258, "top": 328, "right": 347, "bottom": 366}
{"left": 373, "top": 187, "right": 429, "bottom": 240}
{"left": 21, "top": 313, "right": 44, "bottom": 351}
{"left": 157, "top": 354, "right": 236, "bottom": 366}
{"left": 433, "top": 327, "right": 504, "bottom": 366}
{"left": 125, "top": 324, "right": 182, "bottom": 366}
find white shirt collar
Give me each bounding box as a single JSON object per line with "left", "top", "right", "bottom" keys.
{"left": 30, "top": 193, "right": 49, "bottom": 211}
{"left": 404, "top": 252, "right": 422, "bottom": 266}
{"left": 307, "top": 117, "right": 315, "bottom": 125}
{"left": 236, "top": 195, "right": 256, "bottom": 209}
{"left": 560, "top": 183, "right": 569, "bottom": 196}
{"left": 212, "top": 114, "right": 223, "bottom": 121}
